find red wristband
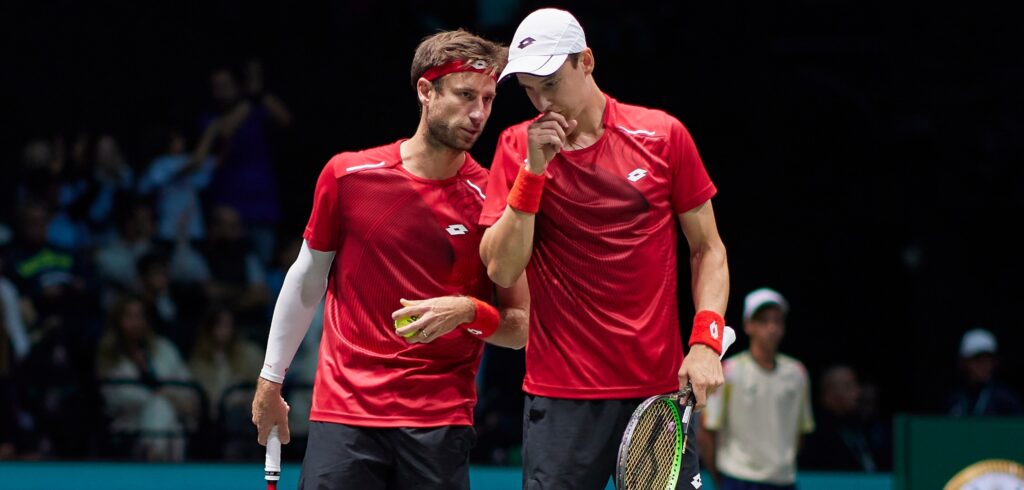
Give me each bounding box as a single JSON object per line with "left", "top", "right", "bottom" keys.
{"left": 689, "top": 310, "right": 724, "bottom": 354}
{"left": 463, "top": 297, "right": 500, "bottom": 339}
{"left": 507, "top": 166, "right": 545, "bottom": 214}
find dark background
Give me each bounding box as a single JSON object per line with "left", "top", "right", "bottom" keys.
{"left": 2, "top": 0, "right": 1021, "bottom": 422}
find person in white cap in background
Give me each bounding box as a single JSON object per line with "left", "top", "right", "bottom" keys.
{"left": 946, "top": 328, "right": 1023, "bottom": 417}
{"left": 479, "top": 7, "right": 729, "bottom": 489}
{"left": 700, "top": 288, "right": 814, "bottom": 490}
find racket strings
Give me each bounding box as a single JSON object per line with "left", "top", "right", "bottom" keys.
{"left": 621, "top": 401, "right": 682, "bottom": 490}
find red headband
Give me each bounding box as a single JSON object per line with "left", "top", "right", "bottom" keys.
{"left": 421, "top": 59, "right": 497, "bottom": 82}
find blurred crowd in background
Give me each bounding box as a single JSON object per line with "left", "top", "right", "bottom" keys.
{"left": 2, "top": 0, "right": 1022, "bottom": 477}
{"left": 0, "top": 60, "right": 312, "bottom": 462}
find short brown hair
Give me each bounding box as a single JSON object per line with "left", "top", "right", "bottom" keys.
{"left": 568, "top": 52, "right": 581, "bottom": 68}
{"left": 410, "top": 29, "right": 508, "bottom": 88}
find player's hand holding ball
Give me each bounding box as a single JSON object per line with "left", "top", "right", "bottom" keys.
{"left": 391, "top": 297, "right": 475, "bottom": 344}
{"left": 394, "top": 315, "right": 420, "bottom": 338}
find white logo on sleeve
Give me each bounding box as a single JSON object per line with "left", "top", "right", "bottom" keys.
{"left": 691, "top": 474, "right": 703, "bottom": 489}
{"left": 466, "top": 328, "right": 483, "bottom": 336}
{"left": 627, "top": 169, "right": 648, "bottom": 182}
{"left": 345, "top": 161, "right": 387, "bottom": 173}
{"left": 446, "top": 224, "right": 469, "bottom": 236}
{"left": 710, "top": 321, "right": 719, "bottom": 339}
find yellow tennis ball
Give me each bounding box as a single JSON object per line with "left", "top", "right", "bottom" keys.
{"left": 394, "top": 315, "right": 419, "bottom": 338}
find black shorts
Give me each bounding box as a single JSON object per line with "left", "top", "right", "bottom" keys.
{"left": 522, "top": 395, "right": 701, "bottom": 490}
{"left": 299, "top": 421, "right": 476, "bottom": 490}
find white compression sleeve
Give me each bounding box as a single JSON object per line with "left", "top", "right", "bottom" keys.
{"left": 259, "top": 240, "right": 334, "bottom": 383}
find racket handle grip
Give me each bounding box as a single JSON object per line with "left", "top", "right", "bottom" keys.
{"left": 682, "top": 327, "right": 737, "bottom": 407}
{"left": 265, "top": 426, "right": 281, "bottom": 481}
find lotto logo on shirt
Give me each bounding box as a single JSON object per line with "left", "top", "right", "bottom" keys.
{"left": 627, "top": 168, "right": 648, "bottom": 182}
{"left": 446, "top": 224, "right": 469, "bottom": 236}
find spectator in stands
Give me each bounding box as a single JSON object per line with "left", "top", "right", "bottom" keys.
{"left": 96, "top": 296, "right": 198, "bottom": 461}
{"left": 801, "top": 365, "right": 884, "bottom": 472}
{"left": 5, "top": 199, "right": 98, "bottom": 342}
{"left": 18, "top": 136, "right": 88, "bottom": 251}
{"left": 189, "top": 306, "right": 262, "bottom": 459}
{"left": 95, "top": 199, "right": 157, "bottom": 297}
{"left": 1, "top": 256, "right": 31, "bottom": 368}
{"left": 1, "top": 255, "right": 31, "bottom": 459}
{"left": 701, "top": 288, "right": 814, "bottom": 490}
{"left": 16, "top": 138, "right": 62, "bottom": 215}
{"left": 4, "top": 201, "right": 100, "bottom": 457}
{"left": 201, "top": 206, "right": 269, "bottom": 330}
{"left": 188, "top": 306, "right": 262, "bottom": 419}
{"left": 947, "top": 328, "right": 1023, "bottom": 416}
{"left": 203, "top": 62, "right": 292, "bottom": 263}
{"left": 135, "top": 252, "right": 206, "bottom": 356}
{"left": 88, "top": 134, "right": 135, "bottom": 242}
{"left": 137, "top": 125, "right": 220, "bottom": 244}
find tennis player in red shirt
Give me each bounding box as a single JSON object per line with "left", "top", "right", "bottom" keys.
{"left": 251, "top": 30, "right": 528, "bottom": 490}
{"left": 480, "top": 9, "right": 730, "bottom": 489}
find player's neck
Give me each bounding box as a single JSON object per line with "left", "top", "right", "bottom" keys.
{"left": 566, "top": 81, "right": 606, "bottom": 148}
{"left": 400, "top": 134, "right": 465, "bottom": 180}
{"left": 750, "top": 343, "right": 778, "bottom": 371}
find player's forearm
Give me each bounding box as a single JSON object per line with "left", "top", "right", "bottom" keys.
{"left": 480, "top": 206, "right": 535, "bottom": 288}
{"left": 260, "top": 245, "right": 329, "bottom": 383}
{"left": 485, "top": 306, "right": 528, "bottom": 349}
{"left": 690, "top": 239, "right": 729, "bottom": 315}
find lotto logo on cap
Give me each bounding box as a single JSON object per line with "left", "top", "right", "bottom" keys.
{"left": 499, "top": 8, "right": 588, "bottom": 82}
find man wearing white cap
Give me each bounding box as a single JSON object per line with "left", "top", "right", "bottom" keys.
{"left": 947, "top": 328, "right": 1023, "bottom": 417}
{"left": 479, "top": 8, "right": 729, "bottom": 488}
{"left": 700, "top": 288, "right": 814, "bottom": 490}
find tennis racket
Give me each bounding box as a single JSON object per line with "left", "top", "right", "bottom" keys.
{"left": 616, "top": 326, "right": 736, "bottom": 490}
{"left": 265, "top": 426, "right": 281, "bottom": 490}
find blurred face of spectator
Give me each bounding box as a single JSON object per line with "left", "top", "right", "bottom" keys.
{"left": 744, "top": 305, "right": 785, "bottom": 353}
{"left": 119, "top": 300, "right": 149, "bottom": 343}
{"left": 212, "top": 311, "right": 235, "bottom": 346}
{"left": 121, "top": 204, "right": 155, "bottom": 242}
{"left": 20, "top": 204, "right": 50, "bottom": 246}
{"left": 822, "top": 366, "right": 861, "bottom": 416}
{"left": 211, "top": 70, "right": 240, "bottom": 107}
{"left": 132, "top": 205, "right": 154, "bottom": 239}
{"left": 95, "top": 134, "right": 126, "bottom": 174}
{"left": 70, "top": 132, "right": 93, "bottom": 169}
{"left": 141, "top": 261, "right": 169, "bottom": 293}
{"left": 209, "top": 206, "right": 244, "bottom": 243}
{"left": 244, "top": 58, "right": 264, "bottom": 95}
{"left": 96, "top": 135, "right": 118, "bottom": 162}
{"left": 168, "top": 132, "right": 186, "bottom": 154}
{"left": 963, "top": 353, "right": 996, "bottom": 384}
{"left": 22, "top": 139, "right": 56, "bottom": 173}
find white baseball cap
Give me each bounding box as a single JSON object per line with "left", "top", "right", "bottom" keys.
{"left": 743, "top": 288, "right": 789, "bottom": 322}
{"left": 960, "top": 328, "right": 997, "bottom": 357}
{"left": 499, "top": 8, "right": 587, "bottom": 83}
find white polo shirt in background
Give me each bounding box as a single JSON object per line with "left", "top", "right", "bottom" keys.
{"left": 703, "top": 351, "right": 815, "bottom": 485}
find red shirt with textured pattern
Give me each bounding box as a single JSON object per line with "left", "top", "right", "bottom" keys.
{"left": 480, "top": 95, "right": 717, "bottom": 399}
{"left": 305, "top": 140, "right": 491, "bottom": 426}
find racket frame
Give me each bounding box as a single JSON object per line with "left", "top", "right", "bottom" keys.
{"left": 615, "top": 388, "right": 692, "bottom": 490}
{"left": 616, "top": 325, "right": 735, "bottom": 489}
